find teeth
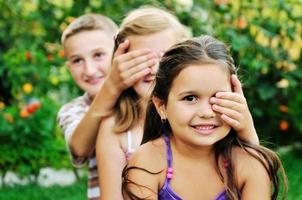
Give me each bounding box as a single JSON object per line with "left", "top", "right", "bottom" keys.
{"left": 195, "top": 125, "right": 214, "bottom": 130}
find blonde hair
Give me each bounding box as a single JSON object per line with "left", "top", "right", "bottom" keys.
{"left": 61, "top": 13, "right": 118, "bottom": 47}
{"left": 113, "top": 6, "right": 190, "bottom": 133}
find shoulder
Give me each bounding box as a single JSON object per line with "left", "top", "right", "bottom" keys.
{"left": 124, "top": 137, "right": 167, "bottom": 196}
{"left": 232, "top": 146, "right": 267, "bottom": 168}
{"left": 123, "top": 138, "right": 166, "bottom": 199}
{"left": 98, "top": 115, "right": 118, "bottom": 137}
{"left": 128, "top": 137, "right": 166, "bottom": 172}
{"left": 100, "top": 115, "right": 116, "bottom": 127}
{"left": 231, "top": 146, "right": 270, "bottom": 187}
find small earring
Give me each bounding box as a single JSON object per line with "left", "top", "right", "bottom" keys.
{"left": 161, "top": 118, "right": 167, "bottom": 123}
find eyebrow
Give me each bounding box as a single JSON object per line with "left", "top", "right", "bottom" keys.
{"left": 178, "top": 89, "right": 231, "bottom": 97}
{"left": 68, "top": 48, "right": 106, "bottom": 59}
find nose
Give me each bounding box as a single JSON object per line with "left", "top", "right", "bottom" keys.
{"left": 84, "top": 59, "right": 97, "bottom": 77}
{"left": 197, "top": 99, "right": 215, "bottom": 119}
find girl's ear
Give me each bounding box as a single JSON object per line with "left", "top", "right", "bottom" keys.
{"left": 152, "top": 96, "right": 167, "bottom": 119}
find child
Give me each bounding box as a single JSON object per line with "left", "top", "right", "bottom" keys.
{"left": 95, "top": 7, "right": 189, "bottom": 200}
{"left": 96, "top": 7, "right": 260, "bottom": 200}
{"left": 57, "top": 13, "right": 157, "bottom": 200}
{"left": 122, "top": 36, "right": 287, "bottom": 200}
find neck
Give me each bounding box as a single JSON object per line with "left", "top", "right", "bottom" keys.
{"left": 139, "top": 96, "right": 149, "bottom": 116}
{"left": 170, "top": 136, "right": 215, "bottom": 161}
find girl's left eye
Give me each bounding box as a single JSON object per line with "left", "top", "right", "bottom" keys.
{"left": 183, "top": 95, "right": 197, "bottom": 102}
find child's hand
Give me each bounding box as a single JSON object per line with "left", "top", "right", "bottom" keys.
{"left": 210, "top": 75, "right": 259, "bottom": 144}
{"left": 108, "top": 39, "right": 158, "bottom": 93}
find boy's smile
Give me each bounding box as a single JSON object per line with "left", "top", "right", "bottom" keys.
{"left": 65, "top": 30, "right": 114, "bottom": 98}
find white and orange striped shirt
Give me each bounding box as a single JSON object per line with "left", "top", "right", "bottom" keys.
{"left": 57, "top": 93, "right": 100, "bottom": 200}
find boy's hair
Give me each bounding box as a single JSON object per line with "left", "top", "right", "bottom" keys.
{"left": 122, "top": 35, "right": 287, "bottom": 200}
{"left": 113, "top": 6, "right": 190, "bottom": 133}
{"left": 61, "top": 13, "right": 118, "bottom": 47}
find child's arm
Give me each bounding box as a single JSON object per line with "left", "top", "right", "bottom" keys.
{"left": 210, "top": 75, "right": 259, "bottom": 145}
{"left": 69, "top": 40, "right": 157, "bottom": 158}
{"left": 96, "top": 116, "right": 126, "bottom": 200}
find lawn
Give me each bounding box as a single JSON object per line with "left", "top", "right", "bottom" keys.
{"left": 279, "top": 147, "right": 302, "bottom": 199}
{"left": 0, "top": 148, "right": 301, "bottom": 199}
{"left": 0, "top": 177, "right": 86, "bottom": 200}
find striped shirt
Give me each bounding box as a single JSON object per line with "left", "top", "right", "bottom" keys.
{"left": 57, "top": 93, "right": 100, "bottom": 200}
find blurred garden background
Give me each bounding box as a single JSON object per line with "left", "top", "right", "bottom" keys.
{"left": 0, "top": 0, "right": 301, "bottom": 199}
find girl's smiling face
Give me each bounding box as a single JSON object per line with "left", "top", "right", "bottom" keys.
{"left": 163, "top": 63, "right": 232, "bottom": 148}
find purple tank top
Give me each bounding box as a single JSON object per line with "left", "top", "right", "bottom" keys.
{"left": 158, "top": 135, "right": 227, "bottom": 200}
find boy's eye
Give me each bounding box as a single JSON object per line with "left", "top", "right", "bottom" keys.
{"left": 71, "top": 58, "right": 82, "bottom": 65}
{"left": 183, "top": 95, "right": 197, "bottom": 102}
{"left": 94, "top": 52, "right": 104, "bottom": 59}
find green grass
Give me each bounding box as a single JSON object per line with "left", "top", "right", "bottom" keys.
{"left": 279, "top": 147, "right": 302, "bottom": 200}
{"left": 0, "top": 148, "right": 301, "bottom": 200}
{"left": 0, "top": 177, "right": 87, "bottom": 200}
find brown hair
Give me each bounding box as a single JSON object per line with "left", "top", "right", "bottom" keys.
{"left": 113, "top": 6, "right": 190, "bottom": 133}
{"left": 61, "top": 13, "right": 118, "bottom": 47}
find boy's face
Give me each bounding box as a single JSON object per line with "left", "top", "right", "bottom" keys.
{"left": 64, "top": 30, "right": 114, "bottom": 98}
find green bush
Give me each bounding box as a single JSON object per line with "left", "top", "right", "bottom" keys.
{"left": 0, "top": 0, "right": 301, "bottom": 179}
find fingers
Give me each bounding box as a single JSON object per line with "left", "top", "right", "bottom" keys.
{"left": 231, "top": 74, "right": 244, "bottom": 95}
{"left": 116, "top": 48, "right": 156, "bottom": 64}
{"left": 123, "top": 68, "right": 151, "bottom": 86}
{"left": 212, "top": 105, "right": 243, "bottom": 130}
{"left": 212, "top": 104, "right": 241, "bottom": 121}
{"left": 214, "top": 92, "right": 246, "bottom": 104}
{"left": 210, "top": 97, "right": 244, "bottom": 112}
{"left": 211, "top": 90, "right": 249, "bottom": 131}
{"left": 119, "top": 53, "right": 158, "bottom": 84}
{"left": 126, "top": 52, "right": 157, "bottom": 69}
{"left": 114, "top": 39, "right": 130, "bottom": 57}
{"left": 111, "top": 47, "right": 159, "bottom": 89}
{"left": 220, "top": 114, "right": 241, "bottom": 130}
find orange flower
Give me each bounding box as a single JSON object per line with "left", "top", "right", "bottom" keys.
{"left": 237, "top": 15, "right": 247, "bottom": 30}
{"left": 26, "top": 101, "right": 41, "bottom": 113}
{"left": 31, "top": 101, "right": 41, "bottom": 110}
{"left": 59, "top": 49, "right": 65, "bottom": 58}
{"left": 279, "top": 105, "right": 288, "bottom": 113}
{"left": 279, "top": 120, "right": 289, "bottom": 131}
{"left": 4, "top": 113, "right": 14, "bottom": 123}
{"left": 25, "top": 51, "right": 31, "bottom": 60}
{"left": 20, "top": 109, "right": 30, "bottom": 118}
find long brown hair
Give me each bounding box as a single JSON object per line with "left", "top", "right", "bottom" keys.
{"left": 113, "top": 6, "right": 190, "bottom": 133}
{"left": 122, "top": 35, "right": 287, "bottom": 199}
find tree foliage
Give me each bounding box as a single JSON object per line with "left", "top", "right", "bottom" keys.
{"left": 0, "top": 0, "right": 301, "bottom": 179}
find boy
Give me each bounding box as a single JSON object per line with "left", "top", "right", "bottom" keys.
{"left": 57, "top": 13, "right": 156, "bottom": 199}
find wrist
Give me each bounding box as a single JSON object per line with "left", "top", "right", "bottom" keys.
{"left": 104, "top": 77, "right": 123, "bottom": 97}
